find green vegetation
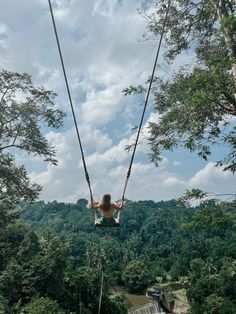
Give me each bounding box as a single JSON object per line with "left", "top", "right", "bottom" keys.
{"left": 0, "top": 69, "right": 65, "bottom": 244}
{"left": 122, "top": 260, "right": 150, "bottom": 293}
{"left": 0, "top": 196, "right": 233, "bottom": 313}
{"left": 125, "top": 0, "right": 236, "bottom": 172}
{"left": 23, "top": 297, "right": 66, "bottom": 314}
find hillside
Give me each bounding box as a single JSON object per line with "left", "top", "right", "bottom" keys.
{"left": 0, "top": 198, "right": 230, "bottom": 313}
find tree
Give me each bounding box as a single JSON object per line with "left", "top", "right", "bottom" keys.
{"left": 146, "top": 0, "right": 236, "bottom": 83}
{"left": 23, "top": 297, "right": 66, "bottom": 314}
{"left": 202, "top": 294, "right": 225, "bottom": 314}
{"left": 122, "top": 260, "right": 150, "bottom": 293}
{"left": 23, "top": 235, "right": 69, "bottom": 301}
{"left": 0, "top": 294, "right": 8, "bottom": 314}
{"left": 0, "top": 71, "right": 65, "bottom": 309}
{"left": 0, "top": 261, "right": 24, "bottom": 305}
{"left": 218, "top": 258, "right": 236, "bottom": 301}
{"left": 0, "top": 69, "right": 65, "bottom": 208}
{"left": 14, "top": 196, "right": 236, "bottom": 313}
{"left": 126, "top": 0, "right": 236, "bottom": 172}
{"left": 65, "top": 266, "right": 102, "bottom": 313}
{"left": 187, "top": 258, "right": 236, "bottom": 314}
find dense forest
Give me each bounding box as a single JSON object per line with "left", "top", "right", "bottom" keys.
{"left": 0, "top": 195, "right": 236, "bottom": 313}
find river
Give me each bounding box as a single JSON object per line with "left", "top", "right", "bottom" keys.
{"left": 128, "top": 302, "right": 165, "bottom": 314}
{"left": 126, "top": 294, "right": 165, "bottom": 314}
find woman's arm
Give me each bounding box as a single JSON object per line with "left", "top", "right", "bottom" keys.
{"left": 111, "top": 201, "right": 124, "bottom": 210}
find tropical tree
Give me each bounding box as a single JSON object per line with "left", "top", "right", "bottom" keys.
{"left": 122, "top": 260, "right": 150, "bottom": 293}
{"left": 0, "top": 294, "right": 8, "bottom": 314}
{"left": 187, "top": 258, "right": 236, "bottom": 313}
{"left": 0, "top": 69, "right": 65, "bottom": 208}
{"left": 0, "top": 70, "right": 65, "bottom": 310}
{"left": 23, "top": 297, "right": 66, "bottom": 314}
{"left": 126, "top": 0, "right": 236, "bottom": 172}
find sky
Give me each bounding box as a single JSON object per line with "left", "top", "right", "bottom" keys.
{"left": 0, "top": 0, "right": 235, "bottom": 203}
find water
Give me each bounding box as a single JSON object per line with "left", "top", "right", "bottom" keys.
{"left": 128, "top": 302, "right": 165, "bottom": 314}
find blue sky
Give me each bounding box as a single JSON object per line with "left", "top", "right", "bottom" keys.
{"left": 0, "top": 0, "right": 235, "bottom": 202}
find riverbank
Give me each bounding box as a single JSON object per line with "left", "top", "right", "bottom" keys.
{"left": 172, "top": 289, "right": 190, "bottom": 314}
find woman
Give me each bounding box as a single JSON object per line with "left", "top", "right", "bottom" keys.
{"left": 90, "top": 194, "right": 124, "bottom": 227}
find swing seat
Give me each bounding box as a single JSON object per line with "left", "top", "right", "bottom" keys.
{"left": 94, "top": 216, "right": 120, "bottom": 228}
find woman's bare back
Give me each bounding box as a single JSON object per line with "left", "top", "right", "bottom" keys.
{"left": 91, "top": 202, "right": 123, "bottom": 218}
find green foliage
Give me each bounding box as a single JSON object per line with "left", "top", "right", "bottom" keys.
{"left": 64, "top": 266, "right": 102, "bottom": 313}
{"left": 182, "top": 206, "right": 233, "bottom": 236}
{"left": 100, "top": 295, "right": 127, "bottom": 314}
{"left": 0, "top": 294, "right": 8, "bottom": 314}
{"left": 0, "top": 261, "right": 24, "bottom": 305}
{"left": 221, "top": 15, "right": 236, "bottom": 34}
{"left": 217, "top": 126, "right": 236, "bottom": 172}
{"left": 23, "top": 297, "right": 66, "bottom": 314}
{"left": 0, "top": 71, "right": 66, "bottom": 304}
{"left": 122, "top": 260, "right": 150, "bottom": 293}
{"left": 187, "top": 257, "right": 236, "bottom": 314}
{"left": 0, "top": 153, "right": 41, "bottom": 206}
{"left": 0, "top": 69, "right": 65, "bottom": 230}
{"left": 0, "top": 70, "right": 65, "bottom": 163}
{"left": 127, "top": 1, "right": 236, "bottom": 171}
{"left": 147, "top": 46, "right": 236, "bottom": 169}
{"left": 178, "top": 188, "right": 207, "bottom": 207}
{"left": 1, "top": 196, "right": 236, "bottom": 313}
{"left": 144, "top": 0, "right": 236, "bottom": 62}
{"left": 218, "top": 258, "right": 236, "bottom": 300}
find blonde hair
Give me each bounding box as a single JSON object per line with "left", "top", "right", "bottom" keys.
{"left": 101, "top": 194, "right": 111, "bottom": 211}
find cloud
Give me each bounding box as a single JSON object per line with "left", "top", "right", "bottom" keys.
{"left": 188, "top": 162, "right": 235, "bottom": 193}
{"left": 81, "top": 85, "right": 123, "bottom": 126}
{"left": 93, "top": 0, "right": 121, "bottom": 17}
{"left": 1, "top": 0, "right": 235, "bottom": 204}
{"left": 29, "top": 123, "right": 236, "bottom": 202}
{"left": 162, "top": 176, "right": 185, "bottom": 188}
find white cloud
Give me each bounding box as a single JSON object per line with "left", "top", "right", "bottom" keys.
{"left": 1, "top": 0, "right": 235, "bottom": 204}
{"left": 30, "top": 127, "right": 236, "bottom": 202}
{"left": 93, "top": 0, "right": 121, "bottom": 17}
{"left": 81, "top": 85, "right": 123, "bottom": 126}
{"left": 188, "top": 162, "right": 234, "bottom": 192}
{"left": 162, "top": 176, "right": 185, "bottom": 188}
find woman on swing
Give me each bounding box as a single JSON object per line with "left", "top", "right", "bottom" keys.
{"left": 90, "top": 194, "right": 124, "bottom": 227}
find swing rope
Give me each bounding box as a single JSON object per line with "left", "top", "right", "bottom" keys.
{"left": 48, "top": 0, "right": 171, "bottom": 222}
{"left": 98, "top": 268, "right": 104, "bottom": 314}
{"left": 48, "top": 0, "right": 94, "bottom": 203}
{"left": 121, "top": 0, "right": 171, "bottom": 202}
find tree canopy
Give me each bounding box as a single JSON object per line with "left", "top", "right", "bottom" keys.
{"left": 126, "top": 0, "right": 236, "bottom": 172}
{"left": 17, "top": 196, "right": 236, "bottom": 313}
{"left": 0, "top": 186, "right": 235, "bottom": 313}
{"left": 0, "top": 70, "right": 65, "bottom": 208}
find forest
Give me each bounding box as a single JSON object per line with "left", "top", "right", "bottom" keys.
{"left": 0, "top": 195, "right": 236, "bottom": 313}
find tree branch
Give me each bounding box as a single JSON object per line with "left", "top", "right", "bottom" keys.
{"left": 200, "top": 93, "right": 235, "bottom": 115}
{"left": 0, "top": 87, "right": 10, "bottom": 106}
{"left": 0, "top": 144, "right": 24, "bottom": 151}
{"left": 11, "top": 124, "right": 21, "bottom": 147}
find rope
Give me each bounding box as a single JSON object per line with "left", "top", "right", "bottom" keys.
{"left": 98, "top": 268, "right": 104, "bottom": 314}
{"left": 48, "top": 0, "right": 171, "bottom": 214}
{"left": 207, "top": 193, "right": 236, "bottom": 197}
{"left": 121, "top": 0, "right": 171, "bottom": 201}
{"left": 48, "top": 0, "right": 94, "bottom": 202}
